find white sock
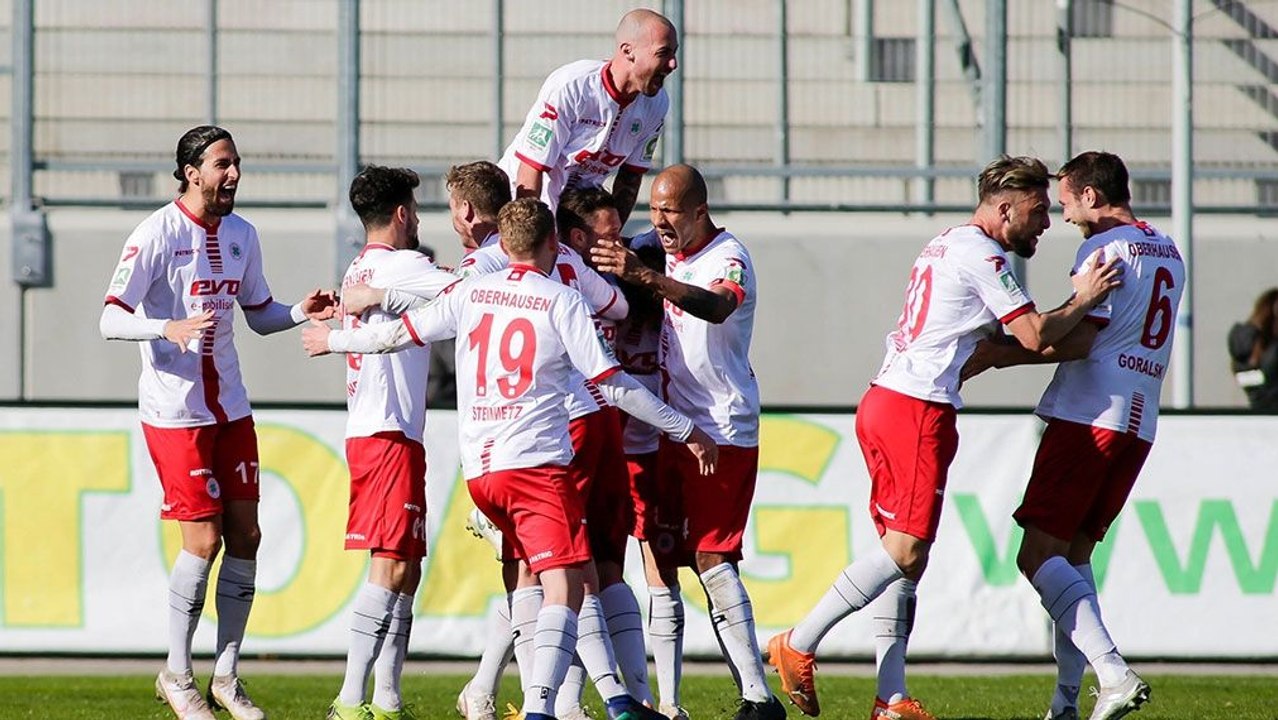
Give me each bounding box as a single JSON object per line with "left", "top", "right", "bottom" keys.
{"left": 647, "top": 585, "right": 685, "bottom": 706}
{"left": 471, "top": 596, "right": 515, "bottom": 697}
{"left": 872, "top": 578, "right": 916, "bottom": 703}
{"left": 699, "top": 563, "right": 770, "bottom": 703}
{"left": 600, "top": 582, "right": 653, "bottom": 704}
{"left": 790, "top": 545, "right": 904, "bottom": 653}
{"left": 1051, "top": 564, "right": 1094, "bottom": 713}
{"left": 522, "top": 604, "right": 578, "bottom": 716}
{"left": 338, "top": 583, "right": 397, "bottom": 706}
{"left": 167, "top": 550, "right": 212, "bottom": 675}
{"left": 554, "top": 656, "right": 588, "bottom": 716}
{"left": 213, "top": 555, "right": 256, "bottom": 677}
{"left": 371, "top": 592, "right": 414, "bottom": 710}
{"left": 1032, "top": 557, "right": 1129, "bottom": 687}
{"left": 577, "top": 592, "right": 628, "bottom": 701}
{"left": 510, "top": 586, "right": 544, "bottom": 693}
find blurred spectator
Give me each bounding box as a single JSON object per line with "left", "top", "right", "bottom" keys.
{"left": 1228, "top": 288, "right": 1278, "bottom": 412}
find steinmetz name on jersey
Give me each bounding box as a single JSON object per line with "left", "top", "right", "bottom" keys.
{"left": 498, "top": 59, "right": 666, "bottom": 210}
{"left": 341, "top": 243, "right": 456, "bottom": 443}
{"left": 402, "top": 265, "right": 621, "bottom": 479}
{"left": 874, "top": 225, "right": 1035, "bottom": 408}
{"left": 104, "top": 201, "right": 274, "bottom": 427}
{"left": 661, "top": 230, "right": 759, "bottom": 447}
{"left": 1037, "top": 222, "right": 1185, "bottom": 442}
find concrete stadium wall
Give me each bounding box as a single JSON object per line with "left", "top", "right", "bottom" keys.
{"left": 1, "top": 207, "right": 1272, "bottom": 409}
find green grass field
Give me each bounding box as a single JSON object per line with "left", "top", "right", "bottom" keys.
{"left": 1, "top": 672, "right": 1275, "bottom": 720}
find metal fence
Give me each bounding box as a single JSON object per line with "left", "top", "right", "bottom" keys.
{"left": 5, "top": 0, "right": 1278, "bottom": 214}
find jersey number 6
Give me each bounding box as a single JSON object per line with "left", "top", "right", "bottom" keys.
{"left": 1140, "top": 267, "right": 1176, "bottom": 350}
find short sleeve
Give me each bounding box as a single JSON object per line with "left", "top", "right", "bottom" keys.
{"left": 236, "top": 224, "right": 274, "bottom": 310}
{"left": 511, "top": 78, "right": 576, "bottom": 174}
{"left": 956, "top": 245, "right": 1035, "bottom": 324}
{"left": 104, "top": 225, "right": 162, "bottom": 313}
{"left": 401, "top": 280, "right": 464, "bottom": 345}
{"left": 555, "top": 250, "right": 626, "bottom": 319}
{"left": 556, "top": 290, "right": 620, "bottom": 382}
{"left": 707, "top": 253, "right": 750, "bottom": 307}
{"left": 457, "top": 248, "right": 507, "bottom": 279}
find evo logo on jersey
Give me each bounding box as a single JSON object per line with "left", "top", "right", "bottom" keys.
{"left": 190, "top": 279, "right": 241, "bottom": 296}
{"left": 573, "top": 148, "right": 626, "bottom": 168}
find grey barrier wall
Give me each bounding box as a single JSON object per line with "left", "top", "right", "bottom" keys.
{"left": 6, "top": 207, "right": 1273, "bottom": 408}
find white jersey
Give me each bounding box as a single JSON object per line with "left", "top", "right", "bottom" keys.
{"left": 341, "top": 243, "right": 456, "bottom": 443}
{"left": 400, "top": 265, "right": 621, "bottom": 479}
{"left": 498, "top": 59, "right": 667, "bottom": 210}
{"left": 104, "top": 201, "right": 274, "bottom": 428}
{"left": 873, "top": 225, "right": 1035, "bottom": 408}
{"left": 459, "top": 242, "right": 627, "bottom": 419}
{"left": 660, "top": 229, "right": 760, "bottom": 447}
{"left": 617, "top": 314, "right": 662, "bottom": 454}
{"left": 1036, "top": 221, "right": 1185, "bottom": 442}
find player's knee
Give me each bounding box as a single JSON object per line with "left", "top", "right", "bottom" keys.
{"left": 882, "top": 533, "right": 930, "bottom": 578}
{"left": 1016, "top": 540, "right": 1053, "bottom": 580}
{"left": 184, "top": 534, "right": 223, "bottom": 561}
{"left": 223, "top": 523, "right": 261, "bottom": 558}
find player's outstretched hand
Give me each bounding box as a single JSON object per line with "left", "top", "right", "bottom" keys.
{"left": 164, "top": 311, "right": 214, "bottom": 353}
{"left": 1072, "top": 249, "right": 1123, "bottom": 308}
{"left": 590, "top": 240, "right": 641, "bottom": 280}
{"left": 301, "top": 319, "right": 333, "bottom": 357}
{"left": 685, "top": 426, "right": 719, "bottom": 476}
{"left": 341, "top": 283, "right": 385, "bottom": 316}
{"left": 302, "top": 288, "right": 340, "bottom": 321}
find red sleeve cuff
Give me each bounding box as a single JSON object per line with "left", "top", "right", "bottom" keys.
{"left": 240, "top": 296, "right": 273, "bottom": 311}
{"left": 104, "top": 296, "right": 135, "bottom": 313}
{"left": 999, "top": 302, "right": 1036, "bottom": 325}
{"left": 515, "top": 152, "right": 552, "bottom": 174}
{"left": 597, "top": 288, "right": 620, "bottom": 316}
{"left": 711, "top": 279, "right": 746, "bottom": 306}
{"left": 1085, "top": 315, "right": 1110, "bottom": 328}
{"left": 401, "top": 314, "right": 425, "bottom": 346}
{"left": 590, "top": 366, "right": 622, "bottom": 384}
{"left": 620, "top": 163, "right": 649, "bottom": 175}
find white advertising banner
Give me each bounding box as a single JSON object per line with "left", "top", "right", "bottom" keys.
{"left": 0, "top": 407, "right": 1274, "bottom": 658}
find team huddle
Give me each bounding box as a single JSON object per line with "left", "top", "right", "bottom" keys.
{"left": 100, "top": 8, "right": 1183, "bottom": 720}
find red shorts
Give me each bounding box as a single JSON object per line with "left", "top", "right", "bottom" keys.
{"left": 469, "top": 464, "right": 591, "bottom": 575}
{"left": 660, "top": 436, "right": 758, "bottom": 563}
{"left": 344, "top": 432, "right": 428, "bottom": 560}
{"left": 569, "top": 409, "right": 633, "bottom": 565}
{"left": 1015, "top": 419, "right": 1152, "bottom": 542}
{"left": 855, "top": 385, "right": 959, "bottom": 542}
{"left": 628, "top": 451, "right": 684, "bottom": 562}
{"left": 142, "top": 417, "right": 260, "bottom": 521}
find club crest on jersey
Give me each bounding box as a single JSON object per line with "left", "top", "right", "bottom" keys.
{"left": 206, "top": 477, "right": 221, "bottom": 499}
{"left": 528, "top": 121, "right": 553, "bottom": 149}
{"left": 630, "top": 120, "right": 642, "bottom": 135}
{"left": 229, "top": 242, "right": 242, "bottom": 260}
